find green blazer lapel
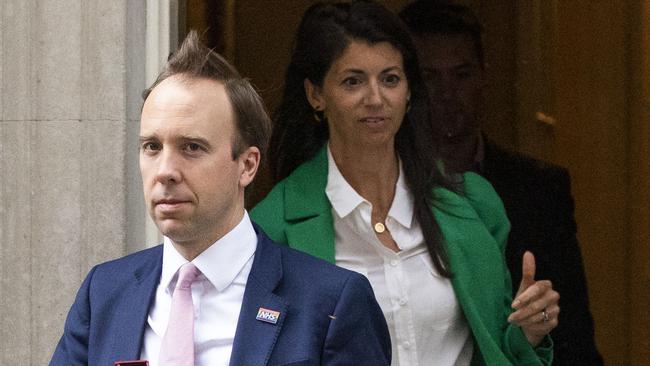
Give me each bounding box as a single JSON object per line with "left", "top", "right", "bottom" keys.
{"left": 432, "top": 188, "right": 512, "bottom": 364}
{"left": 283, "top": 146, "right": 336, "bottom": 263}
{"left": 431, "top": 185, "right": 480, "bottom": 220}
{"left": 432, "top": 192, "right": 496, "bottom": 304}
{"left": 285, "top": 215, "right": 335, "bottom": 263}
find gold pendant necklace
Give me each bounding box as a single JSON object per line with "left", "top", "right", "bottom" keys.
{"left": 373, "top": 222, "right": 386, "bottom": 234}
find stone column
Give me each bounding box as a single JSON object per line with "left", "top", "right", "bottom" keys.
{"left": 0, "top": 1, "right": 146, "bottom": 364}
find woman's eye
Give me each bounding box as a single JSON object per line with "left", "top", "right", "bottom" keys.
{"left": 383, "top": 74, "right": 401, "bottom": 86}
{"left": 342, "top": 77, "right": 361, "bottom": 87}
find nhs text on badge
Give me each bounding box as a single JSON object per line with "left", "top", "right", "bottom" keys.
{"left": 256, "top": 307, "right": 280, "bottom": 324}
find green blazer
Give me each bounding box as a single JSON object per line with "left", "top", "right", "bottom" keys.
{"left": 251, "top": 147, "right": 552, "bottom": 366}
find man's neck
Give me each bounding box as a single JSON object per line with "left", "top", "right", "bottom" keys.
{"left": 441, "top": 132, "right": 482, "bottom": 174}
{"left": 170, "top": 208, "right": 246, "bottom": 261}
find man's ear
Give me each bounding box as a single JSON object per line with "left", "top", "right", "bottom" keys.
{"left": 304, "top": 78, "right": 325, "bottom": 111}
{"left": 238, "top": 146, "right": 261, "bottom": 189}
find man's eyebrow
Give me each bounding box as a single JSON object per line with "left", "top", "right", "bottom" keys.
{"left": 138, "top": 135, "right": 210, "bottom": 143}
{"left": 423, "top": 62, "right": 473, "bottom": 70}
{"left": 454, "top": 62, "right": 474, "bottom": 69}
{"left": 138, "top": 135, "right": 157, "bottom": 143}
{"left": 178, "top": 135, "right": 212, "bottom": 146}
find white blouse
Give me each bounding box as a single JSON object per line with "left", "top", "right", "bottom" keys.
{"left": 325, "top": 147, "right": 473, "bottom": 366}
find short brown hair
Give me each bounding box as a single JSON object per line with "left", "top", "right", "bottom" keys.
{"left": 142, "top": 31, "right": 271, "bottom": 160}
{"left": 400, "top": 1, "right": 485, "bottom": 65}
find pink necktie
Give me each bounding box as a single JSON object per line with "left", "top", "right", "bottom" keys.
{"left": 159, "top": 263, "right": 201, "bottom": 366}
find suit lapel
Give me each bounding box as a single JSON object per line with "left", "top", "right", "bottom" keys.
{"left": 108, "top": 247, "right": 163, "bottom": 361}
{"left": 230, "top": 232, "right": 288, "bottom": 366}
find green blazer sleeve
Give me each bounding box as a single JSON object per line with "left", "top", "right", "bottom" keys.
{"left": 251, "top": 148, "right": 552, "bottom": 366}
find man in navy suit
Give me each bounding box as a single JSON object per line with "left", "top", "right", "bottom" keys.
{"left": 50, "top": 31, "right": 391, "bottom": 366}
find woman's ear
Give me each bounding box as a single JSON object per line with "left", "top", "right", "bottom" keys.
{"left": 304, "top": 78, "right": 325, "bottom": 111}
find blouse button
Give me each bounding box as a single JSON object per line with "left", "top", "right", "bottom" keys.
{"left": 389, "top": 259, "right": 398, "bottom": 267}
{"left": 403, "top": 341, "right": 411, "bottom": 349}
{"left": 398, "top": 298, "right": 407, "bottom": 306}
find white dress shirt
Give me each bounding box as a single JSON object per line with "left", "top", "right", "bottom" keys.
{"left": 140, "top": 211, "right": 257, "bottom": 366}
{"left": 325, "top": 147, "right": 473, "bottom": 366}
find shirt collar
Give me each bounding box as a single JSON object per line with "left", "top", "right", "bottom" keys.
{"left": 160, "top": 211, "right": 257, "bottom": 292}
{"left": 389, "top": 163, "right": 415, "bottom": 228}
{"left": 325, "top": 144, "right": 414, "bottom": 228}
{"left": 325, "top": 145, "right": 367, "bottom": 219}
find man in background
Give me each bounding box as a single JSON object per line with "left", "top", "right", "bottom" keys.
{"left": 400, "top": 2, "right": 603, "bottom": 365}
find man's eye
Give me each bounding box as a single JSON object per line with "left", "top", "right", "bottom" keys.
{"left": 184, "top": 143, "right": 203, "bottom": 152}
{"left": 457, "top": 70, "right": 472, "bottom": 79}
{"left": 142, "top": 142, "right": 160, "bottom": 151}
{"left": 422, "top": 72, "right": 439, "bottom": 85}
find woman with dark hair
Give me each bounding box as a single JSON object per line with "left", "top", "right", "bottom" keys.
{"left": 252, "top": 1, "right": 558, "bottom": 365}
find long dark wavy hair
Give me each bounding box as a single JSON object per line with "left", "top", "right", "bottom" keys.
{"left": 270, "top": 0, "right": 454, "bottom": 277}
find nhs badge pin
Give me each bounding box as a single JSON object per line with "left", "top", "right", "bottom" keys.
{"left": 256, "top": 307, "right": 280, "bottom": 324}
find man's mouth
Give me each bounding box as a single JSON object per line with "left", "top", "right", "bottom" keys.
{"left": 154, "top": 198, "right": 191, "bottom": 212}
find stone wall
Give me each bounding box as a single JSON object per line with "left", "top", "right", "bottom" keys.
{"left": 0, "top": 1, "right": 147, "bottom": 364}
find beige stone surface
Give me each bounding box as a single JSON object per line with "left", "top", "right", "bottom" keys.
{"left": 29, "top": 121, "right": 85, "bottom": 362}
{"left": 2, "top": 0, "right": 32, "bottom": 121}
{"left": 33, "top": 1, "right": 83, "bottom": 121}
{"left": 0, "top": 1, "right": 147, "bottom": 364}
{"left": 1, "top": 122, "right": 33, "bottom": 364}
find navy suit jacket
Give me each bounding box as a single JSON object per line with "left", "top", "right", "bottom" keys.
{"left": 50, "top": 224, "right": 391, "bottom": 365}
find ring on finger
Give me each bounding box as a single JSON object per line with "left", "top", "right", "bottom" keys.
{"left": 541, "top": 308, "right": 550, "bottom": 322}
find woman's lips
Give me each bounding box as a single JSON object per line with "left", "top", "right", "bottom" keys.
{"left": 359, "top": 116, "right": 387, "bottom": 123}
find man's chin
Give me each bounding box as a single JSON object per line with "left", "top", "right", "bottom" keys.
{"left": 154, "top": 219, "right": 190, "bottom": 239}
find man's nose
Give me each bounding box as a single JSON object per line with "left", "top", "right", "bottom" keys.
{"left": 438, "top": 77, "right": 458, "bottom": 101}
{"left": 155, "top": 150, "right": 182, "bottom": 184}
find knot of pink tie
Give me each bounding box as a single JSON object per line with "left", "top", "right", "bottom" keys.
{"left": 159, "top": 262, "right": 201, "bottom": 366}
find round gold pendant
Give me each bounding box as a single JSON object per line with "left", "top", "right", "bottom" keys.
{"left": 374, "top": 222, "right": 386, "bottom": 234}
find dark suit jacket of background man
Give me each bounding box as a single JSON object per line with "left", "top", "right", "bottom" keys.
{"left": 50, "top": 224, "right": 391, "bottom": 366}
{"left": 480, "top": 138, "right": 603, "bottom": 366}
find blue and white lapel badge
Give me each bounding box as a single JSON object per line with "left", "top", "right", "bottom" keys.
{"left": 256, "top": 307, "right": 281, "bottom": 324}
